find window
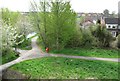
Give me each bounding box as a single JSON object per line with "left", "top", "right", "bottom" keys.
{"left": 108, "top": 26, "right": 111, "bottom": 28}
{"left": 119, "top": 25, "right": 120, "bottom": 29}
{"left": 111, "top": 31, "right": 116, "bottom": 37}
{"left": 112, "top": 26, "right": 116, "bottom": 29}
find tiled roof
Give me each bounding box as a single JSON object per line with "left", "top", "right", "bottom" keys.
{"left": 118, "top": 18, "right": 120, "bottom": 25}
{"left": 105, "top": 18, "right": 118, "bottom": 24}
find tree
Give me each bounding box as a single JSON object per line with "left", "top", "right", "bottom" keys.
{"left": 118, "top": 1, "right": 120, "bottom": 18}
{"left": 93, "top": 25, "right": 113, "bottom": 47}
{"left": 47, "top": 1, "right": 76, "bottom": 50}
{"left": 103, "top": 9, "right": 109, "bottom": 17}
{"left": 117, "top": 34, "right": 120, "bottom": 48}
{"left": 29, "top": 0, "right": 49, "bottom": 49}
{"left": 1, "top": 8, "right": 24, "bottom": 52}
{"left": 81, "top": 29, "right": 94, "bottom": 47}
{"left": 2, "top": 24, "right": 24, "bottom": 50}
{"left": 111, "top": 11, "right": 116, "bottom": 18}
{"left": 29, "top": 0, "right": 77, "bottom": 50}
{"left": 16, "top": 14, "right": 33, "bottom": 38}
{"left": 0, "top": 19, "right": 3, "bottom": 53}
{"left": 1, "top": 8, "right": 20, "bottom": 26}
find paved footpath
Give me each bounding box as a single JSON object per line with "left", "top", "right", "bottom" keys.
{"left": 0, "top": 36, "right": 120, "bottom": 75}
{"left": 49, "top": 54, "right": 120, "bottom": 62}
{"left": 0, "top": 37, "right": 49, "bottom": 75}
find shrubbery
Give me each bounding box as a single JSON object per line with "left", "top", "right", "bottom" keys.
{"left": 91, "top": 25, "right": 113, "bottom": 47}
{"left": 65, "top": 24, "right": 114, "bottom": 49}
{"left": 17, "top": 38, "right": 32, "bottom": 50}
{"left": 117, "top": 34, "right": 120, "bottom": 48}
{"left": 38, "top": 24, "right": 115, "bottom": 50}
{"left": 81, "top": 29, "right": 94, "bottom": 47}
{"left": 2, "top": 49, "right": 19, "bottom": 64}
{"left": 65, "top": 29, "right": 82, "bottom": 48}
{"left": 1, "top": 8, "right": 31, "bottom": 63}
{"left": 65, "top": 27, "right": 95, "bottom": 48}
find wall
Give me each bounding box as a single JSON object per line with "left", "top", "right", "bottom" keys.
{"left": 106, "top": 24, "right": 118, "bottom": 29}
{"left": 2, "top": 69, "right": 30, "bottom": 79}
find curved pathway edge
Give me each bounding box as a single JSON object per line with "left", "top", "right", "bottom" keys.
{"left": 0, "top": 36, "right": 120, "bottom": 76}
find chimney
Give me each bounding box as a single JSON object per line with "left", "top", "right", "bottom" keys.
{"left": 100, "top": 16, "right": 105, "bottom": 25}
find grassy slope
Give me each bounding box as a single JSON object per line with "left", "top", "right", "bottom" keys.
{"left": 50, "top": 48, "right": 118, "bottom": 58}
{"left": 2, "top": 51, "right": 18, "bottom": 64}
{"left": 10, "top": 57, "right": 118, "bottom": 79}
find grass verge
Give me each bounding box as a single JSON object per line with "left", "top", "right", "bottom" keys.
{"left": 10, "top": 57, "right": 118, "bottom": 79}
{"left": 50, "top": 48, "right": 118, "bottom": 58}
{"left": 37, "top": 36, "right": 118, "bottom": 58}
{"left": 2, "top": 51, "right": 19, "bottom": 64}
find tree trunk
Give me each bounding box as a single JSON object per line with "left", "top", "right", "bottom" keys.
{"left": 56, "top": 2, "right": 59, "bottom": 50}
{"left": 43, "top": 1, "right": 47, "bottom": 48}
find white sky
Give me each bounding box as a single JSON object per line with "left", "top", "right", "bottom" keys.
{"left": 0, "top": 0, "right": 120, "bottom": 13}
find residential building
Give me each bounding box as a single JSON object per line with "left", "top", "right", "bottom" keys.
{"left": 105, "top": 18, "right": 120, "bottom": 37}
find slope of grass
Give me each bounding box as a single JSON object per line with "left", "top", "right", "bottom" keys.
{"left": 10, "top": 57, "right": 118, "bottom": 79}
{"left": 2, "top": 51, "right": 19, "bottom": 64}
{"left": 50, "top": 48, "right": 118, "bottom": 58}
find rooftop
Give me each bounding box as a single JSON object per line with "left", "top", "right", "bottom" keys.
{"left": 105, "top": 18, "right": 118, "bottom": 24}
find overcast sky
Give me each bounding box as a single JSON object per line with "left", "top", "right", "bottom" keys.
{"left": 0, "top": 0, "right": 119, "bottom": 13}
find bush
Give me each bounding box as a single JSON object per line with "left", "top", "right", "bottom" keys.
{"left": 65, "top": 25, "right": 114, "bottom": 48}
{"left": 65, "top": 29, "right": 82, "bottom": 48}
{"left": 17, "top": 38, "right": 32, "bottom": 50}
{"left": 103, "top": 31, "right": 114, "bottom": 47}
{"left": 2, "top": 49, "right": 19, "bottom": 64}
{"left": 81, "top": 29, "right": 95, "bottom": 47}
{"left": 117, "top": 34, "right": 120, "bottom": 48}
{"left": 65, "top": 27, "right": 97, "bottom": 48}
{"left": 65, "top": 33, "right": 82, "bottom": 48}
{"left": 92, "top": 25, "right": 113, "bottom": 47}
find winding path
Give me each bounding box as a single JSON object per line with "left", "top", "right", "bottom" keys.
{"left": 0, "top": 36, "right": 120, "bottom": 76}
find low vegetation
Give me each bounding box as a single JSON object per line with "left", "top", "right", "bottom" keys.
{"left": 50, "top": 48, "right": 118, "bottom": 58}
{"left": 17, "top": 38, "right": 32, "bottom": 50}
{"left": 10, "top": 57, "right": 118, "bottom": 79}
{"left": 2, "top": 50, "right": 19, "bottom": 64}
{"left": 117, "top": 34, "right": 120, "bottom": 48}
{"left": 1, "top": 1, "right": 119, "bottom": 80}
{"left": 1, "top": 8, "right": 33, "bottom": 64}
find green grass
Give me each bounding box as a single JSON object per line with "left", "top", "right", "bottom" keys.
{"left": 10, "top": 57, "right": 118, "bottom": 79}
{"left": 36, "top": 37, "right": 118, "bottom": 58}
{"left": 2, "top": 51, "right": 19, "bottom": 64}
{"left": 50, "top": 48, "right": 118, "bottom": 58}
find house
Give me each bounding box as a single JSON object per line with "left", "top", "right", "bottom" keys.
{"left": 78, "top": 13, "right": 104, "bottom": 29}
{"left": 77, "top": 13, "right": 103, "bottom": 19}
{"left": 119, "top": 2, "right": 120, "bottom": 18}
{"left": 78, "top": 13, "right": 104, "bottom": 25}
{"left": 105, "top": 18, "right": 120, "bottom": 37}
{"left": 81, "top": 20, "right": 93, "bottom": 29}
